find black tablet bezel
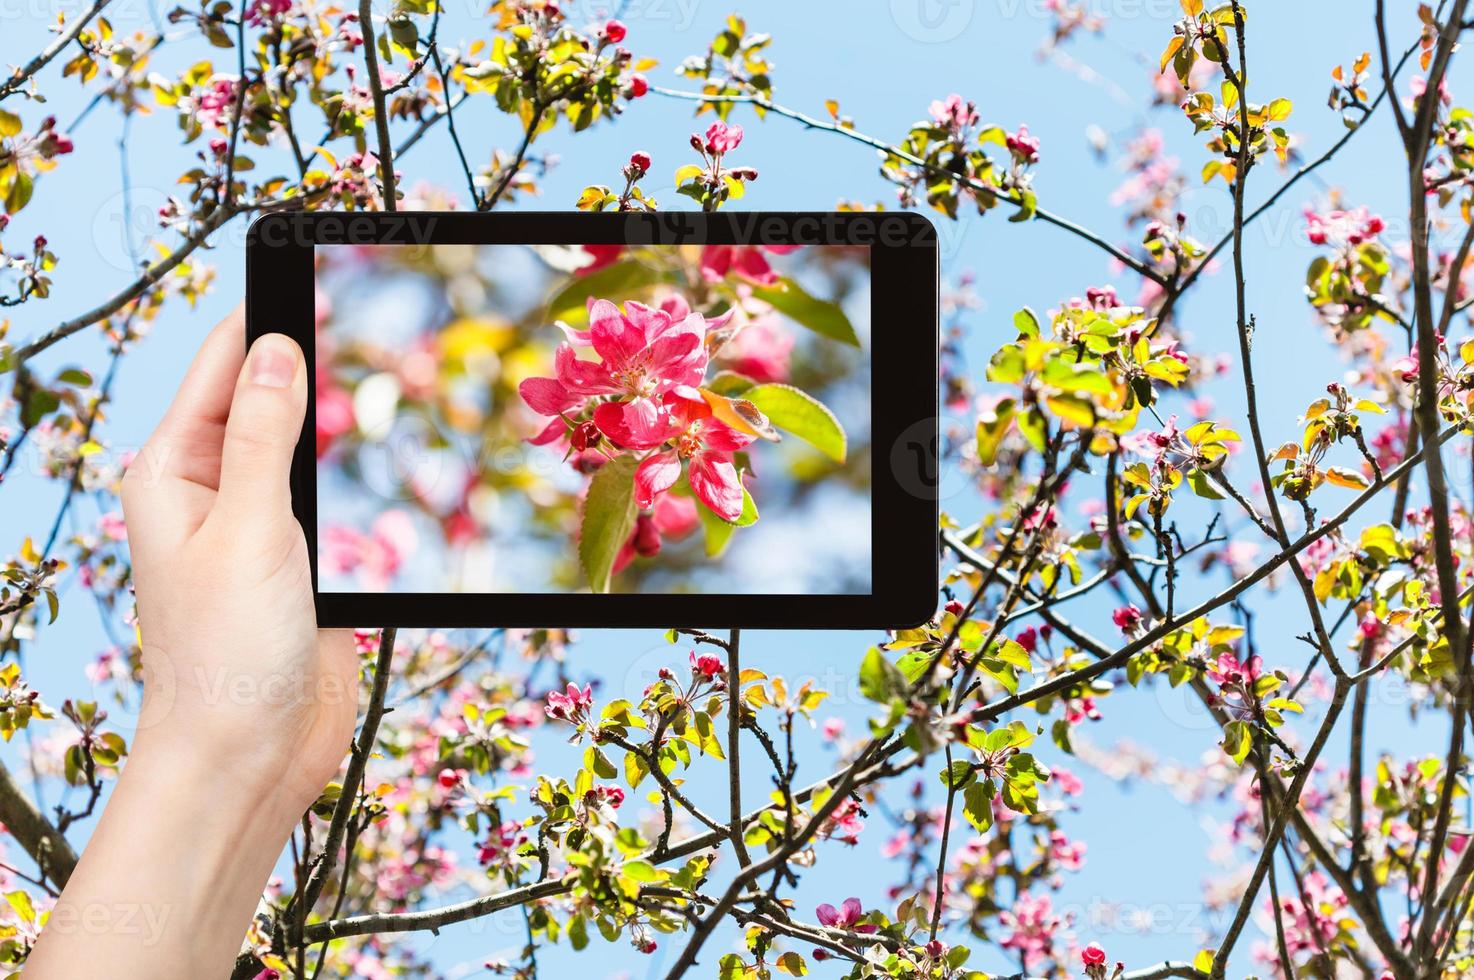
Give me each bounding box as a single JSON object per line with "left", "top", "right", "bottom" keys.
{"left": 246, "top": 210, "right": 939, "bottom": 629}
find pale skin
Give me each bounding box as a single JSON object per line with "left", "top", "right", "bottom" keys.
{"left": 25, "top": 308, "right": 359, "bottom": 977}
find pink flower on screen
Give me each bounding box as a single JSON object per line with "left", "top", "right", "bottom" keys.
{"left": 612, "top": 493, "right": 699, "bottom": 573}
{"left": 321, "top": 510, "right": 418, "bottom": 589}
{"left": 575, "top": 243, "right": 624, "bottom": 276}
{"left": 689, "top": 650, "right": 724, "bottom": 678}
{"left": 245, "top": 0, "right": 290, "bottom": 25}
{"left": 315, "top": 380, "right": 355, "bottom": 457}
{"left": 519, "top": 298, "right": 711, "bottom": 449}
{"left": 928, "top": 93, "right": 978, "bottom": 131}
{"left": 720, "top": 314, "right": 793, "bottom": 382}
{"left": 196, "top": 77, "right": 242, "bottom": 129}
{"left": 632, "top": 386, "right": 756, "bottom": 521}
{"left": 698, "top": 244, "right": 802, "bottom": 286}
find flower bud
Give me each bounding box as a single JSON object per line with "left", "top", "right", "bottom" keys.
{"left": 633, "top": 514, "right": 661, "bottom": 556}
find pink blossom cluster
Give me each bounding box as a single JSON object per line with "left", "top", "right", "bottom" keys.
{"left": 1303, "top": 204, "right": 1386, "bottom": 249}
{"left": 519, "top": 295, "right": 759, "bottom": 522}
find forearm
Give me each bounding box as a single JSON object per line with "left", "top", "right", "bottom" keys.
{"left": 25, "top": 733, "right": 301, "bottom": 978}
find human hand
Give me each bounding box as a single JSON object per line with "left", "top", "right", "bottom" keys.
{"left": 27, "top": 307, "right": 361, "bottom": 978}
{"left": 121, "top": 305, "right": 357, "bottom": 819}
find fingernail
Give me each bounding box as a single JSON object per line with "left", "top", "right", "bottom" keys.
{"left": 250, "top": 339, "right": 296, "bottom": 388}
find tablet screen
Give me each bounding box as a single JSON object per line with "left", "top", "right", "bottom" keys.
{"left": 312, "top": 242, "right": 872, "bottom": 596}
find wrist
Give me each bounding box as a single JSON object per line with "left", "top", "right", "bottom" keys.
{"left": 126, "top": 727, "right": 314, "bottom": 837}
{"left": 29, "top": 729, "right": 304, "bottom": 976}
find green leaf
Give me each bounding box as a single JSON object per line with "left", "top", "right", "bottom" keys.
{"left": 1013, "top": 307, "right": 1042, "bottom": 338}
{"left": 546, "top": 260, "right": 662, "bottom": 325}
{"left": 962, "top": 781, "right": 994, "bottom": 832}
{"left": 859, "top": 648, "right": 906, "bottom": 703}
{"left": 698, "top": 501, "right": 736, "bottom": 557}
{"left": 706, "top": 370, "right": 756, "bottom": 396}
{"left": 939, "top": 759, "right": 975, "bottom": 790}
{"left": 744, "top": 383, "right": 846, "bottom": 463}
{"left": 697, "top": 485, "right": 758, "bottom": 554}
{"left": 5, "top": 891, "right": 35, "bottom": 924}
{"left": 1187, "top": 468, "right": 1223, "bottom": 500}
{"left": 1221, "top": 719, "right": 1253, "bottom": 765}
{"left": 624, "top": 749, "right": 649, "bottom": 789}
{"left": 569, "top": 914, "right": 589, "bottom": 951}
{"left": 621, "top": 859, "right": 658, "bottom": 882}
{"left": 776, "top": 951, "right": 808, "bottom": 976}
{"left": 21, "top": 387, "right": 58, "bottom": 428}
{"left": 579, "top": 455, "right": 639, "bottom": 593}
{"left": 5, "top": 171, "right": 33, "bottom": 215}
{"left": 750, "top": 277, "right": 860, "bottom": 347}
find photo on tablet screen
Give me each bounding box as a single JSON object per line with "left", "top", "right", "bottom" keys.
{"left": 313, "top": 242, "right": 871, "bottom": 596}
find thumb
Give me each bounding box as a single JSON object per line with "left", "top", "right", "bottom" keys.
{"left": 211, "top": 332, "right": 308, "bottom": 525}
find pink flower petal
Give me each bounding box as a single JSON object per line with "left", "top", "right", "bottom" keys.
{"left": 622, "top": 300, "right": 672, "bottom": 345}
{"left": 733, "top": 247, "right": 779, "bottom": 285}
{"left": 647, "top": 331, "right": 706, "bottom": 387}
{"left": 594, "top": 399, "right": 673, "bottom": 450}
{"left": 555, "top": 343, "right": 619, "bottom": 396}
{"left": 588, "top": 300, "right": 645, "bottom": 369}
{"left": 663, "top": 386, "right": 713, "bottom": 427}
{"left": 699, "top": 245, "right": 734, "bottom": 282}
{"left": 519, "top": 376, "right": 578, "bottom": 416}
{"left": 653, "top": 493, "right": 699, "bottom": 539}
{"left": 700, "top": 419, "right": 755, "bottom": 452}
{"left": 634, "top": 450, "right": 681, "bottom": 508}
{"left": 815, "top": 903, "right": 839, "bottom": 927}
{"left": 658, "top": 293, "right": 692, "bottom": 320}
{"left": 526, "top": 419, "right": 566, "bottom": 446}
{"left": 689, "top": 451, "right": 744, "bottom": 521}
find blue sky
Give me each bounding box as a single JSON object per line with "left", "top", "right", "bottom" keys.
{"left": 2, "top": 0, "right": 1467, "bottom": 976}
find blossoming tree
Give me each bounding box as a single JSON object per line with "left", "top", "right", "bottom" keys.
{"left": 1, "top": 2, "right": 1474, "bottom": 979}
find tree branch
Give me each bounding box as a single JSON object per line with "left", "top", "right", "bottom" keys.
{"left": 294, "top": 627, "right": 397, "bottom": 925}
{"left": 0, "top": 0, "right": 112, "bottom": 101}
{"left": 0, "top": 759, "right": 78, "bottom": 889}
{"left": 10, "top": 205, "right": 239, "bottom": 368}
{"left": 650, "top": 86, "right": 1167, "bottom": 286}
{"left": 358, "top": 0, "right": 398, "bottom": 211}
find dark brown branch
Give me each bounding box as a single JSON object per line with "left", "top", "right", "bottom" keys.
{"left": 0, "top": 759, "right": 78, "bottom": 889}
{"left": 295, "top": 627, "right": 397, "bottom": 923}
{"left": 358, "top": 0, "right": 399, "bottom": 210}
{"left": 724, "top": 628, "right": 752, "bottom": 868}
{"left": 303, "top": 745, "right": 921, "bottom": 944}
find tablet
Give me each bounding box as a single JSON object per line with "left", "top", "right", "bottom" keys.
{"left": 246, "top": 211, "right": 938, "bottom": 629}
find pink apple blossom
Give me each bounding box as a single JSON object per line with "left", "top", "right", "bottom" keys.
{"left": 631, "top": 386, "right": 756, "bottom": 521}
{"left": 815, "top": 897, "right": 875, "bottom": 932}
{"left": 544, "top": 682, "right": 594, "bottom": 722}
{"left": 703, "top": 120, "right": 744, "bottom": 155}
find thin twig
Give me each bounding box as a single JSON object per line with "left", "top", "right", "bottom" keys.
{"left": 0, "top": 0, "right": 112, "bottom": 101}
{"left": 650, "top": 85, "right": 1167, "bottom": 286}
{"left": 295, "top": 627, "right": 397, "bottom": 922}
{"left": 358, "top": 0, "right": 399, "bottom": 210}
